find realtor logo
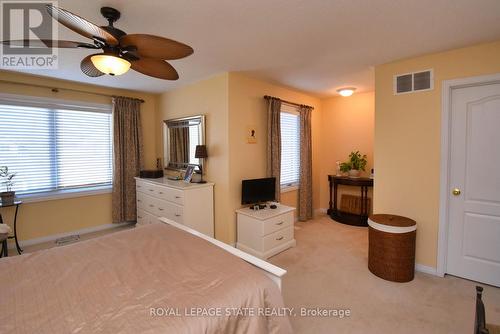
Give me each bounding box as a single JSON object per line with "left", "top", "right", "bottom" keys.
{"left": 0, "top": 0, "right": 58, "bottom": 69}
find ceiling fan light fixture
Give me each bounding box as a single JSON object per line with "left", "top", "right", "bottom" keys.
{"left": 337, "top": 87, "right": 356, "bottom": 97}
{"left": 90, "top": 54, "right": 130, "bottom": 76}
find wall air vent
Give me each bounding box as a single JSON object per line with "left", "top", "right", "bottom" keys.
{"left": 394, "top": 69, "right": 433, "bottom": 95}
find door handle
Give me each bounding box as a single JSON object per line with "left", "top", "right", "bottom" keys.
{"left": 452, "top": 188, "right": 461, "bottom": 196}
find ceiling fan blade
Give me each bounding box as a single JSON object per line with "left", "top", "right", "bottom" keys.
{"left": 81, "top": 54, "right": 104, "bottom": 77}
{"left": 131, "top": 58, "right": 179, "bottom": 80}
{"left": 1, "top": 39, "right": 97, "bottom": 49}
{"left": 120, "top": 34, "right": 193, "bottom": 60}
{"left": 46, "top": 5, "right": 118, "bottom": 46}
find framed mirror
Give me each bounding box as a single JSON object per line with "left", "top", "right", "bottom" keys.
{"left": 163, "top": 115, "right": 205, "bottom": 172}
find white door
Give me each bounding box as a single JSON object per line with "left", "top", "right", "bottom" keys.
{"left": 446, "top": 81, "right": 500, "bottom": 287}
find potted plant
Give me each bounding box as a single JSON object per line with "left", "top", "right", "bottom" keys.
{"left": 0, "top": 166, "right": 16, "bottom": 204}
{"left": 339, "top": 151, "right": 367, "bottom": 178}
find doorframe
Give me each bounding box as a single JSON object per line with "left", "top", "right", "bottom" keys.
{"left": 437, "top": 72, "right": 500, "bottom": 277}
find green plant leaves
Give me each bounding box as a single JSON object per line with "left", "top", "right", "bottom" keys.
{"left": 341, "top": 151, "right": 368, "bottom": 172}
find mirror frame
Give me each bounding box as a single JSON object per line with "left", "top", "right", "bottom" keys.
{"left": 163, "top": 114, "right": 206, "bottom": 172}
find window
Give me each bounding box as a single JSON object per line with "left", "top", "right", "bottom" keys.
{"left": 280, "top": 104, "right": 300, "bottom": 188}
{"left": 0, "top": 96, "right": 113, "bottom": 197}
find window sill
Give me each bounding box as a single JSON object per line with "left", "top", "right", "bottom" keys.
{"left": 281, "top": 185, "right": 299, "bottom": 193}
{"left": 17, "top": 185, "right": 112, "bottom": 204}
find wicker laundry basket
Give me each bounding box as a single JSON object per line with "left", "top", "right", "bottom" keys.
{"left": 368, "top": 214, "right": 416, "bottom": 283}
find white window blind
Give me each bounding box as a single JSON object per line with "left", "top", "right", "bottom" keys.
{"left": 0, "top": 98, "right": 112, "bottom": 195}
{"left": 280, "top": 105, "right": 300, "bottom": 187}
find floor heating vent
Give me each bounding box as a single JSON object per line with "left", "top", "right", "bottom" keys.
{"left": 55, "top": 235, "right": 80, "bottom": 246}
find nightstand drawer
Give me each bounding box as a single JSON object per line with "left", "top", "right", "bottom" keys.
{"left": 263, "top": 211, "right": 294, "bottom": 236}
{"left": 263, "top": 226, "right": 294, "bottom": 252}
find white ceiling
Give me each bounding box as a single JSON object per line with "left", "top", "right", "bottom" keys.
{"left": 7, "top": 0, "right": 500, "bottom": 96}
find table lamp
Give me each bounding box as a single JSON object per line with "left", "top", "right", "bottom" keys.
{"left": 194, "top": 145, "right": 208, "bottom": 183}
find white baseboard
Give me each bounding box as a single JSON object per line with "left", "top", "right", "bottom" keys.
{"left": 316, "top": 208, "right": 328, "bottom": 215}
{"left": 415, "top": 263, "right": 440, "bottom": 277}
{"left": 8, "top": 222, "right": 133, "bottom": 250}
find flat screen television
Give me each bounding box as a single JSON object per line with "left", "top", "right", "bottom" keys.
{"left": 241, "top": 177, "right": 276, "bottom": 205}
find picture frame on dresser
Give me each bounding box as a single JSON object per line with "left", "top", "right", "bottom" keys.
{"left": 183, "top": 165, "right": 195, "bottom": 183}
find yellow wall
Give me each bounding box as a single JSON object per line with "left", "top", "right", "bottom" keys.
{"left": 157, "top": 73, "right": 233, "bottom": 242}
{"left": 0, "top": 71, "right": 158, "bottom": 241}
{"left": 319, "top": 92, "right": 375, "bottom": 210}
{"left": 374, "top": 40, "right": 500, "bottom": 268}
{"left": 227, "top": 72, "right": 322, "bottom": 229}
{"left": 157, "top": 72, "right": 322, "bottom": 244}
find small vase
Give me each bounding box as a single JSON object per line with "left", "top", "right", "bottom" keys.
{"left": 348, "top": 169, "right": 361, "bottom": 178}
{"left": 0, "top": 191, "right": 15, "bottom": 204}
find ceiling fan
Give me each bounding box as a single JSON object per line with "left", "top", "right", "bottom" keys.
{"left": 1, "top": 5, "right": 193, "bottom": 80}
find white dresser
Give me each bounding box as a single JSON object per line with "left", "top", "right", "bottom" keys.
{"left": 135, "top": 177, "right": 214, "bottom": 237}
{"left": 236, "top": 204, "right": 296, "bottom": 259}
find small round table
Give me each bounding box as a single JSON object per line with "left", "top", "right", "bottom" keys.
{"left": 0, "top": 200, "right": 23, "bottom": 254}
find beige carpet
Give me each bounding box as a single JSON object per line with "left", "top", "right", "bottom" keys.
{"left": 269, "top": 215, "right": 500, "bottom": 334}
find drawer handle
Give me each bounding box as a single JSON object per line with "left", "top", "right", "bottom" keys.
{"left": 276, "top": 236, "right": 284, "bottom": 241}
{"left": 149, "top": 204, "right": 154, "bottom": 208}
{"left": 159, "top": 191, "right": 164, "bottom": 194}
{"left": 158, "top": 208, "right": 164, "bottom": 211}
{"left": 137, "top": 199, "right": 142, "bottom": 202}
{"left": 138, "top": 216, "right": 143, "bottom": 219}
{"left": 276, "top": 221, "right": 284, "bottom": 225}
{"left": 149, "top": 189, "right": 154, "bottom": 192}
{"left": 175, "top": 214, "right": 181, "bottom": 217}
{"left": 175, "top": 196, "right": 181, "bottom": 199}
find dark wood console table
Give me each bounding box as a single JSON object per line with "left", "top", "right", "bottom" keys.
{"left": 327, "top": 175, "right": 373, "bottom": 226}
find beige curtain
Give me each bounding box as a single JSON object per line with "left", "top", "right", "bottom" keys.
{"left": 169, "top": 127, "right": 189, "bottom": 163}
{"left": 112, "top": 96, "right": 143, "bottom": 223}
{"left": 267, "top": 97, "right": 282, "bottom": 201}
{"left": 299, "top": 106, "right": 313, "bottom": 221}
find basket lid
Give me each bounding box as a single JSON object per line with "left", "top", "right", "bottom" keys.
{"left": 369, "top": 214, "right": 416, "bottom": 227}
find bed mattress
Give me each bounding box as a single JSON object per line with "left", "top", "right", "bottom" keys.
{"left": 0, "top": 223, "right": 292, "bottom": 333}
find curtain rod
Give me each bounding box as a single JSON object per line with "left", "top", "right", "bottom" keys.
{"left": 264, "top": 95, "right": 314, "bottom": 110}
{"left": 0, "top": 79, "right": 145, "bottom": 103}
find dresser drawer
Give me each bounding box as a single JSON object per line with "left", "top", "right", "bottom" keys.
{"left": 154, "top": 198, "right": 184, "bottom": 224}
{"left": 137, "top": 181, "right": 184, "bottom": 206}
{"left": 262, "top": 211, "right": 294, "bottom": 236}
{"left": 263, "top": 226, "right": 294, "bottom": 252}
{"left": 136, "top": 181, "right": 154, "bottom": 194}
{"left": 136, "top": 192, "right": 153, "bottom": 211}
{"left": 136, "top": 209, "right": 149, "bottom": 225}
{"left": 137, "top": 209, "right": 156, "bottom": 226}
{"left": 155, "top": 186, "right": 184, "bottom": 206}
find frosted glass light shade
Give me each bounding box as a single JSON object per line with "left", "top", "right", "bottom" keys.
{"left": 337, "top": 87, "right": 356, "bottom": 97}
{"left": 90, "top": 55, "right": 131, "bottom": 76}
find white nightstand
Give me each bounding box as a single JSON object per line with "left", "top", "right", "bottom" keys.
{"left": 236, "top": 204, "right": 296, "bottom": 259}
